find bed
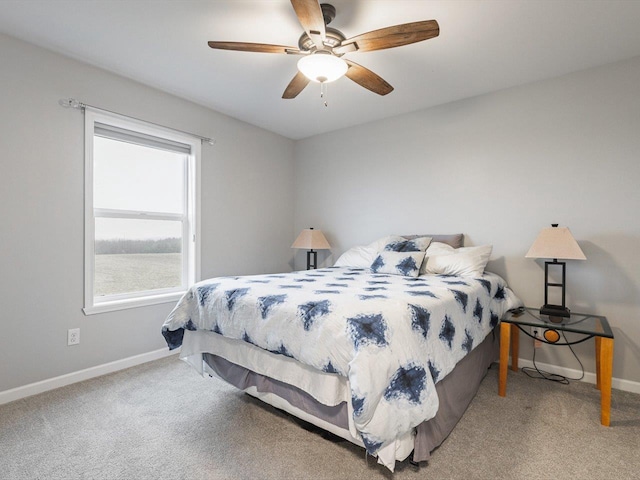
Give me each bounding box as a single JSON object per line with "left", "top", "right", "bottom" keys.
{"left": 161, "top": 234, "right": 521, "bottom": 471}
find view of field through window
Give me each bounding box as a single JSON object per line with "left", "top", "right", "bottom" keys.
{"left": 94, "top": 237, "right": 182, "bottom": 297}
{"left": 92, "top": 133, "right": 189, "bottom": 299}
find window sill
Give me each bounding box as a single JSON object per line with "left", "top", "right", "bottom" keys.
{"left": 83, "top": 291, "right": 185, "bottom": 315}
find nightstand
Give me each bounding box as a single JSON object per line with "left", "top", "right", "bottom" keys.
{"left": 498, "top": 307, "right": 614, "bottom": 426}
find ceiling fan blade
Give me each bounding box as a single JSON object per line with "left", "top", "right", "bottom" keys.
{"left": 335, "top": 20, "right": 439, "bottom": 54}
{"left": 344, "top": 60, "right": 393, "bottom": 96}
{"left": 290, "top": 0, "right": 326, "bottom": 50}
{"left": 282, "top": 71, "right": 311, "bottom": 99}
{"left": 208, "top": 41, "right": 301, "bottom": 55}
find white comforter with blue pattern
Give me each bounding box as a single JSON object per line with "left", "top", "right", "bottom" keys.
{"left": 162, "top": 267, "right": 520, "bottom": 456}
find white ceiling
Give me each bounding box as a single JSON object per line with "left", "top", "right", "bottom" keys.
{"left": 2, "top": 0, "right": 640, "bottom": 139}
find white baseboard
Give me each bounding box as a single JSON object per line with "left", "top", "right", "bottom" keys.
{"left": 2, "top": 350, "right": 638, "bottom": 406}
{"left": 517, "top": 357, "right": 640, "bottom": 395}
{"left": 0, "top": 347, "right": 178, "bottom": 406}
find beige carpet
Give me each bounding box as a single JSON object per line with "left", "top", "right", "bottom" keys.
{"left": 1, "top": 355, "right": 638, "bottom": 480}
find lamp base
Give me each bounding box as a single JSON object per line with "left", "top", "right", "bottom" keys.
{"left": 540, "top": 304, "right": 570, "bottom": 321}
{"left": 306, "top": 250, "right": 317, "bottom": 270}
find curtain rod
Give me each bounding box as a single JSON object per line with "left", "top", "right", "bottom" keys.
{"left": 58, "top": 97, "right": 216, "bottom": 146}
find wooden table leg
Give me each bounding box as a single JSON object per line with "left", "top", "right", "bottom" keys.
{"left": 510, "top": 323, "right": 519, "bottom": 371}
{"left": 499, "top": 321, "right": 511, "bottom": 397}
{"left": 598, "top": 337, "right": 613, "bottom": 426}
{"left": 595, "top": 336, "right": 602, "bottom": 390}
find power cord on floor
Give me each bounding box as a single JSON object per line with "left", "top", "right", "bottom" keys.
{"left": 521, "top": 331, "right": 585, "bottom": 384}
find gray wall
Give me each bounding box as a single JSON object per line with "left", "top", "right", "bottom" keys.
{"left": 0, "top": 34, "right": 295, "bottom": 392}
{"left": 294, "top": 56, "right": 640, "bottom": 385}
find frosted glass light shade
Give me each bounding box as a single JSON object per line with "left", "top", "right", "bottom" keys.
{"left": 525, "top": 226, "right": 586, "bottom": 260}
{"left": 291, "top": 228, "right": 331, "bottom": 250}
{"left": 297, "top": 53, "right": 348, "bottom": 83}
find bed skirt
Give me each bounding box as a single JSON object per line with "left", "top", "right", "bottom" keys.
{"left": 196, "top": 329, "right": 498, "bottom": 464}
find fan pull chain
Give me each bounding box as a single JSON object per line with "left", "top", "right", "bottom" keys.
{"left": 320, "top": 82, "right": 328, "bottom": 107}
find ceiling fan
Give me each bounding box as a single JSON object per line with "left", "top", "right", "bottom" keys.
{"left": 208, "top": 0, "right": 439, "bottom": 100}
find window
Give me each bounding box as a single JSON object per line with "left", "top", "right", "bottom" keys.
{"left": 84, "top": 110, "right": 200, "bottom": 314}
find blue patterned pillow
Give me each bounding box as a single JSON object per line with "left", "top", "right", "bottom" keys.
{"left": 370, "top": 251, "right": 425, "bottom": 277}
{"left": 383, "top": 236, "right": 432, "bottom": 253}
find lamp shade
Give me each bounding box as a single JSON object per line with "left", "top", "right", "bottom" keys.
{"left": 525, "top": 226, "right": 586, "bottom": 260}
{"left": 291, "top": 228, "right": 331, "bottom": 250}
{"left": 297, "top": 52, "right": 348, "bottom": 83}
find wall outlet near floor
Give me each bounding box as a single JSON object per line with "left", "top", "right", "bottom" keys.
{"left": 68, "top": 328, "right": 80, "bottom": 346}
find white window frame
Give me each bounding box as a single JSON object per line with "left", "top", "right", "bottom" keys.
{"left": 83, "top": 109, "right": 200, "bottom": 315}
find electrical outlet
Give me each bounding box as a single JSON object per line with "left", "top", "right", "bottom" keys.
{"left": 68, "top": 328, "right": 80, "bottom": 346}
{"left": 531, "top": 327, "right": 542, "bottom": 348}
{"left": 531, "top": 327, "right": 541, "bottom": 339}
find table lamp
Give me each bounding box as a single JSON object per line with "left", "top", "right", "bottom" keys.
{"left": 291, "top": 227, "right": 331, "bottom": 270}
{"left": 525, "top": 224, "right": 586, "bottom": 319}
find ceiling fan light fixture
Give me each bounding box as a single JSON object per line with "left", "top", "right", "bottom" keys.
{"left": 208, "top": 2, "right": 439, "bottom": 99}
{"left": 297, "top": 52, "right": 347, "bottom": 83}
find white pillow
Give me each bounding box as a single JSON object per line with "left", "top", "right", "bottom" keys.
{"left": 370, "top": 251, "right": 425, "bottom": 277}
{"left": 422, "top": 243, "right": 493, "bottom": 277}
{"left": 334, "top": 246, "right": 377, "bottom": 268}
